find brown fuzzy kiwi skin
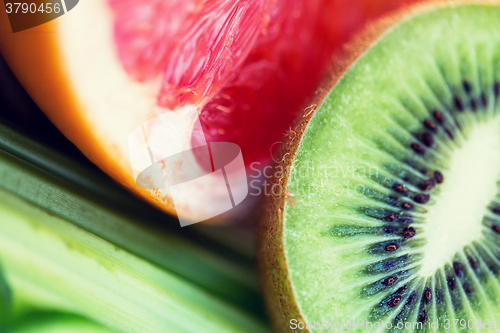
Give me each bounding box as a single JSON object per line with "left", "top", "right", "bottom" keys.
{"left": 258, "top": 1, "right": 500, "bottom": 332}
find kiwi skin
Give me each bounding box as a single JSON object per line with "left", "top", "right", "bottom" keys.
{"left": 258, "top": 1, "right": 500, "bottom": 332}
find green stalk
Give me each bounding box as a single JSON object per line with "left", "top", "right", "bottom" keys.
{"left": 6, "top": 312, "right": 116, "bottom": 333}
{"left": 0, "top": 123, "right": 264, "bottom": 314}
{"left": 0, "top": 122, "right": 271, "bottom": 331}
{"left": 0, "top": 187, "right": 270, "bottom": 333}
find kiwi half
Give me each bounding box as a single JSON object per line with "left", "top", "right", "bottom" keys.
{"left": 261, "top": 2, "right": 500, "bottom": 332}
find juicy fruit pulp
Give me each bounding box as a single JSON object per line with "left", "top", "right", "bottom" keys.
{"left": 277, "top": 4, "right": 500, "bottom": 331}
{"left": 108, "top": 0, "right": 419, "bottom": 166}
{"left": 0, "top": 0, "right": 420, "bottom": 221}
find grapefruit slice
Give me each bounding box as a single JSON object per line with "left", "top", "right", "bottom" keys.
{"left": 0, "top": 0, "right": 418, "bottom": 223}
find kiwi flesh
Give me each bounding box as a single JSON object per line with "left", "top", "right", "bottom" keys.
{"left": 261, "top": 3, "right": 500, "bottom": 333}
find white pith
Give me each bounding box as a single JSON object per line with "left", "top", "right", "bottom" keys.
{"left": 54, "top": 0, "right": 247, "bottom": 221}
{"left": 57, "top": 0, "right": 161, "bottom": 159}
{"left": 419, "top": 117, "right": 500, "bottom": 277}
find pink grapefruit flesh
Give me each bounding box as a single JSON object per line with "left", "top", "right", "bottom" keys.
{"left": 0, "top": 0, "right": 420, "bottom": 222}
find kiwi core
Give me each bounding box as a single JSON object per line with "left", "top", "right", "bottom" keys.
{"left": 420, "top": 118, "right": 500, "bottom": 277}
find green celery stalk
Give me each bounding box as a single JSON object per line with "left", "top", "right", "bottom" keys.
{"left": 0, "top": 187, "right": 270, "bottom": 333}
{"left": 0, "top": 123, "right": 264, "bottom": 315}
{"left": 6, "top": 312, "right": 116, "bottom": 333}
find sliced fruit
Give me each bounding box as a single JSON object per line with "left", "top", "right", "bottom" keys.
{"left": 0, "top": 0, "right": 417, "bottom": 222}
{"left": 260, "top": 2, "right": 500, "bottom": 332}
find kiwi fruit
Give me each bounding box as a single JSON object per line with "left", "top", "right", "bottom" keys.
{"left": 260, "top": 2, "right": 500, "bottom": 332}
